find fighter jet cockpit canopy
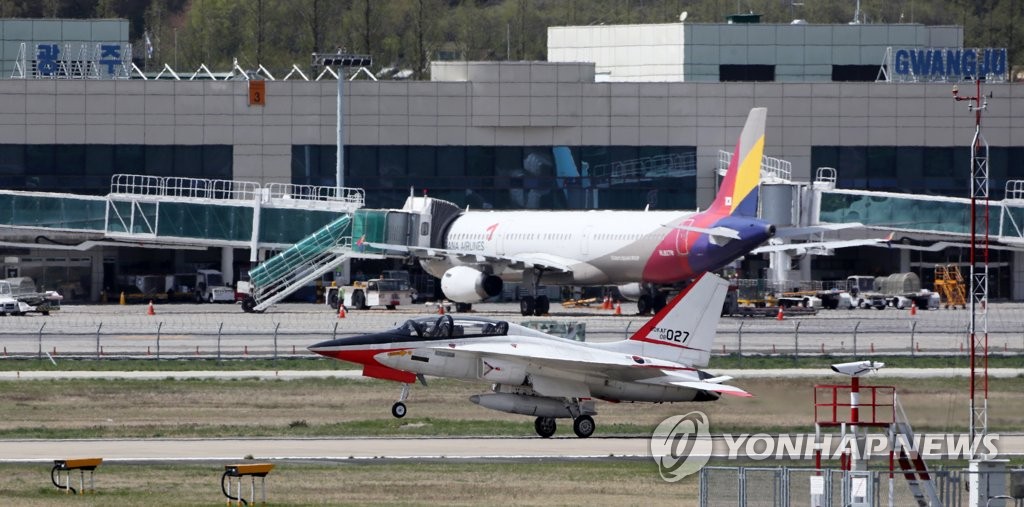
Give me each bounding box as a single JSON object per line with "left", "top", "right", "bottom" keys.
{"left": 397, "top": 315, "right": 509, "bottom": 339}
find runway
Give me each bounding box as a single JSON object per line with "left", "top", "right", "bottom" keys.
{"left": 2, "top": 435, "right": 1021, "bottom": 462}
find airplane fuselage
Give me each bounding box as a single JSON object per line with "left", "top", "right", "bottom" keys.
{"left": 420, "top": 209, "right": 773, "bottom": 285}
{"left": 313, "top": 322, "right": 710, "bottom": 404}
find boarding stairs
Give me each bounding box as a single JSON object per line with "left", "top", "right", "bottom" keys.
{"left": 893, "top": 394, "right": 943, "bottom": 506}
{"left": 933, "top": 264, "right": 967, "bottom": 309}
{"left": 243, "top": 214, "right": 353, "bottom": 312}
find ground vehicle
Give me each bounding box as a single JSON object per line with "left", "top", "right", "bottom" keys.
{"left": 326, "top": 277, "right": 415, "bottom": 311}
{"left": 0, "top": 280, "right": 33, "bottom": 316}
{"left": 195, "top": 269, "right": 234, "bottom": 303}
{"left": 848, "top": 273, "right": 938, "bottom": 310}
{"left": 5, "top": 277, "right": 61, "bottom": 314}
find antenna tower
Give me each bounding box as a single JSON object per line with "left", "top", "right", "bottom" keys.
{"left": 952, "top": 78, "right": 991, "bottom": 444}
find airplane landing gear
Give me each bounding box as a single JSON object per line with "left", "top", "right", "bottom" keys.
{"left": 520, "top": 295, "right": 535, "bottom": 316}
{"left": 392, "top": 383, "right": 411, "bottom": 418}
{"left": 573, "top": 415, "right": 595, "bottom": 438}
{"left": 534, "top": 417, "right": 557, "bottom": 438}
{"left": 535, "top": 295, "right": 550, "bottom": 316}
{"left": 520, "top": 268, "right": 549, "bottom": 316}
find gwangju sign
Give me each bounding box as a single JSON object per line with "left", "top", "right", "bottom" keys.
{"left": 891, "top": 47, "right": 1008, "bottom": 82}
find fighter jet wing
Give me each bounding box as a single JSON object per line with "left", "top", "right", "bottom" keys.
{"left": 637, "top": 370, "right": 752, "bottom": 397}
{"left": 430, "top": 341, "right": 689, "bottom": 375}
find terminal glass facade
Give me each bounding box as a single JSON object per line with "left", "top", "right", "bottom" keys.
{"left": 811, "top": 146, "right": 1021, "bottom": 199}
{"left": 0, "top": 144, "right": 233, "bottom": 195}
{"left": 292, "top": 145, "right": 698, "bottom": 210}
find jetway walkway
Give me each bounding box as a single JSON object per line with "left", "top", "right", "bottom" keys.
{"left": 784, "top": 168, "right": 1024, "bottom": 246}
{"left": 0, "top": 174, "right": 365, "bottom": 251}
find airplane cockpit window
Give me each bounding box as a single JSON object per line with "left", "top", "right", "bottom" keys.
{"left": 397, "top": 316, "right": 509, "bottom": 340}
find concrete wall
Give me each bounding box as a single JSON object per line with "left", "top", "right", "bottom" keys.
{"left": 548, "top": 23, "right": 963, "bottom": 82}
{"left": 0, "top": 69, "right": 1022, "bottom": 207}
{"left": 548, "top": 24, "right": 686, "bottom": 82}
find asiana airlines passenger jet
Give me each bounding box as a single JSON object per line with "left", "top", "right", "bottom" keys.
{"left": 379, "top": 108, "right": 775, "bottom": 316}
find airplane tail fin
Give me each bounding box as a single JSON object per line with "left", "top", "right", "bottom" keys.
{"left": 625, "top": 273, "right": 729, "bottom": 367}
{"left": 707, "top": 107, "right": 766, "bottom": 218}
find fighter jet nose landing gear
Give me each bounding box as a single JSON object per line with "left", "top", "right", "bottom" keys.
{"left": 534, "top": 417, "right": 557, "bottom": 438}
{"left": 392, "top": 383, "right": 411, "bottom": 418}
{"left": 573, "top": 415, "right": 595, "bottom": 438}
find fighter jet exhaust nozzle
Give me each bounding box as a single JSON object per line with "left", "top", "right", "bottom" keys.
{"left": 441, "top": 266, "right": 503, "bottom": 303}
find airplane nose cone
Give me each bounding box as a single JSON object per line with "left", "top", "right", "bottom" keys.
{"left": 469, "top": 395, "right": 481, "bottom": 405}
{"left": 765, "top": 224, "right": 776, "bottom": 237}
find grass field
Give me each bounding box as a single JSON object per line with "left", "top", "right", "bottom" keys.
{"left": 1, "top": 375, "right": 1022, "bottom": 438}
{"left": 0, "top": 460, "right": 689, "bottom": 506}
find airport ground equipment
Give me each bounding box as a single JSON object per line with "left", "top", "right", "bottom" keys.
{"left": 221, "top": 463, "right": 273, "bottom": 506}
{"left": 243, "top": 215, "right": 353, "bottom": 313}
{"left": 194, "top": 269, "right": 234, "bottom": 303}
{"left": 4, "top": 277, "right": 61, "bottom": 314}
{"left": 814, "top": 362, "right": 941, "bottom": 506}
{"left": 326, "top": 277, "right": 415, "bottom": 311}
{"left": 934, "top": 264, "right": 968, "bottom": 309}
{"left": 51, "top": 458, "right": 102, "bottom": 495}
{"left": 0, "top": 280, "right": 32, "bottom": 315}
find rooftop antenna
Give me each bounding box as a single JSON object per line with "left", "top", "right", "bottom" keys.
{"left": 850, "top": 0, "right": 862, "bottom": 24}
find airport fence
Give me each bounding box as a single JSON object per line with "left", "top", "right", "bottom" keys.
{"left": 0, "top": 313, "right": 1022, "bottom": 360}
{"left": 698, "top": 466, "right": 1024, "bottom": 507}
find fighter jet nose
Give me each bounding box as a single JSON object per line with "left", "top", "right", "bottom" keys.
{"left": 469, "top": 395, "right": 481, "bottom": 405}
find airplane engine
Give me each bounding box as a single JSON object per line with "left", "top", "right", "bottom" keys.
{"left": 440, "top": 266, "right": 503, "bottom": 303}
{"left": 616, "top": 282, "right": 642, "bottom": 301}
{"left": 478, "top": 357, "right": 527, "bottom": 384}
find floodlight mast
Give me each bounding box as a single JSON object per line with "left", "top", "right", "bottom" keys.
{"left": 952, "top": 78, "right": 990, "bottom": 445}
{"left": 313, "top": 51, "right": 373, "bottom": 191}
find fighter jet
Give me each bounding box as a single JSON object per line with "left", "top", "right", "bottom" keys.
{"left": 308, "top": 272, "right": 749, "bottom": 438}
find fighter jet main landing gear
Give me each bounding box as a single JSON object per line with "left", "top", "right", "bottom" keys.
{"left": 573, "top": 415, "right": 595, "bottom": 438}
{"left": 392, "top": 383, "right": 411, "bottom": 418}
{"left": 534, "top": 417, "right": 557, "bottom": 438}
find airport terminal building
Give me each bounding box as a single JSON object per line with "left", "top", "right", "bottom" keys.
{"left": 0, "top": 17, "right": 1022, "bottom": 301}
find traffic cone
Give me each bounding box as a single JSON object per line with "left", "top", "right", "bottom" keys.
{"left": 603, "top": 296, "right": 612, "bottom": 310}
{"left": 337, "top": 305, "right": 346, "bottom": 319}
{"left": 147, "top": 300, "right": 155, "bottom": 316}
{"left": 614, "top": 301, "right": 622, "bottom": 316}
{"left": 910, "top": 302, "right": 917, "bottom": 316}
{"left": 776, "top": 306, "right": 784, "bottom": 321}
{"left": 119, "top": 291, "right": 126, "bottom": 305}
{"left": 438, "top": 303, "right": 445, "bottom": 315}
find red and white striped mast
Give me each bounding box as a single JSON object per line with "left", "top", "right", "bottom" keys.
{"left": 952, "top": 78, "right": 990, "bottom": 444}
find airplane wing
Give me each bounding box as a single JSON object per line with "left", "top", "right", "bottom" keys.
{"left": 430, "top": 341, "right": 690, "bottom": 379}
{"left": 367, "top": 242, "right": 577, "bottom": 272}
{"left": 428, "top": 341, "right": 748, "bottom": 398}
{"left": 637, "top": 370, "right": 752, "bottom": 397}
{"left": 772, "top": 223, "right": 866, "bottom": 238}
{"left": 751, "top": 234, "right": 893, "bottom": 254}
